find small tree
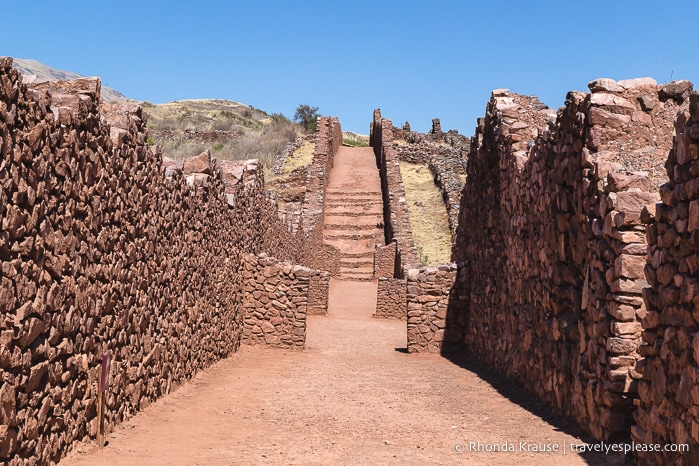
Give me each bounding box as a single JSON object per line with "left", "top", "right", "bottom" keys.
{"left": 294, "top": 104, "right": 320, "bottom": 133}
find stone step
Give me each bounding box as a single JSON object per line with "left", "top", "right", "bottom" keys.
{"left": 324, "top": 210, "right": 383, "bottom": 218}
{"left": 323, "top": 229, "right": 381, "bottom": 241}
{"left": 324, "top": 241, "right": 377, "bottom": 254}
{"left": 338, "top": 273, "right": 374, "bottom": 281}
{"left": 324, "top": 197, "right": 382, "bottom": 204}
{"left": 339, "top": 259, "right": 374, "bottom": 268}
{"left": 323, "top": 216, "right": 383, "bottom": 226}
{"left": 323, "top": 211, "right": 383, "bottom": 217}
{"left": 324, "top": 223, "right": 381, "bottom": 231}
{"left": 326, "top": 191, "right": 382, "bottom": 197}
{"left": 324, "top": 203, "right": 383, "bottom": 210}
{"left": 341, "top": 252, "right": 375, "bottom": 259}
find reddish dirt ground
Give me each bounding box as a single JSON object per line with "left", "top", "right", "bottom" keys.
{"left": 62, "top": 279, "right": 625, "bottom": 465}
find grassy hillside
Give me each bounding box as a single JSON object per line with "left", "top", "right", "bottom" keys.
{"left": 142, "top": 99, "right": 302, "bottom": 169}
{"left": 399, "top": 162, "right": 452, "bottom": 265}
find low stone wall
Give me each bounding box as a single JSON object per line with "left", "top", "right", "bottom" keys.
{"left": 396, "top": 141, "right": 458, "bottom": 164}
{"left": 427, "top": 156, "right": 464, "bottom": 237}
{"left": 405, "top": 266, "right": 459, "bottom": 353}
{"left": 375, "top": 278, "right": 406, "bottom": 320}
{"left": 241, "top": 253, "right": 327, "bottom": 348}
{"left": 634, "top": 90, "right": 699, "bottom": 463}
{"left": 271, "top": 136, "right": 303, "bottom": 175}
{"left": 374, "top": 241, "right": 397, "bottom": 278}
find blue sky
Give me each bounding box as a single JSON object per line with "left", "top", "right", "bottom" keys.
{"left": 1, "top": 1, "right": 694, "bottom": 134}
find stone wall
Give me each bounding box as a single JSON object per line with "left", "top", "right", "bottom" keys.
{"left": 370, "top": 109, "right": 419, "bottom": 275}
{"left": 0, "top": 57, "right": 328, "bottom": 464}
{"left": 301, "top": 116, "right": 341, "bottom": 235}
{"left": 450, "top": 78, "right": 684, "bottom": 442}
{"left": 634, "top": 89, "right": 699, "bottom": 463}
{"left": 240, "top": 253, "right": 328, "bottom": 348}
{"left": 375, "top": 278, "right": 406, "bottom": 320}
{"left": 308, "top": 273, "right": 330, "bottom": 316}
{"left": 406, "top": 266, "right": 460, "bottom": 353}
{"left": 300, "top": 117, "right": 342, "bottom": 273}
{"left": 427, "top": 156, "right": 463, "bottom": 238}
{"left": 373, "top": 241, "right": 397, "bottom": 278}
{"left": 271, "top": 136, "right": 304, "bottom": 175}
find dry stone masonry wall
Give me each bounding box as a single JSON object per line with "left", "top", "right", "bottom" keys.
{"left": 240, "top": 253, "right": 328, "bottom": 348}
{"left": 299, "top": 117, "right": 342, "bottom": 274}
{"left": 634, "top": 90, "right": 699, "bottom": 464}
{"left": 450, "top": 78, "right": 684, "bottom": 443}
{"left": 406, "top": 265, "right": 461, "bottom": 353}
{"left": 301, "top": 116, "right": 341, "bottom": 235}
{"left": 373, "top": 241, "right": 397, "bottom": 278}
{"left": 370, "top": 110, "right": 419, "bottom": 275}
{"left": 394, "top": 126, "right": 468, "bottom": 238}
{"left": 0, "top": 57, "right": 329, "bottom": 464}
{"left": 370, "top": 115, "right": 466, "bottom": 328}
{"left": 374, "top": 278, "right": 406, "bottom": 320}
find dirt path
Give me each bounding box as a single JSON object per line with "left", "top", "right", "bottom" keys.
{"left": 62, "top": 278, "right": 622, "bottom": 465}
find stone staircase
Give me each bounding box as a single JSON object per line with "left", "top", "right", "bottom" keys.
{"left": 322, "top": 147, "right": 385, "bottom": 281}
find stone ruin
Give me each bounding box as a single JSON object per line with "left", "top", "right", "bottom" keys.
{"left": 4, "top": 49, "right": 699, "bottom": 464}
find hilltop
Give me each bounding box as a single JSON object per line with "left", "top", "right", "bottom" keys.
{"left": 12, "top": 58, "right": 128, "bottom": 102}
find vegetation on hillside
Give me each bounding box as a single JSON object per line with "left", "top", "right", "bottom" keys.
{"left": 143, "top": 99, "right": 301, "bottom": 169}
{"left": 293, "top": 104, "right": 320, "bottom": 133}
{"left": 342, "top": 132, "right": 370, "bottom": 147}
